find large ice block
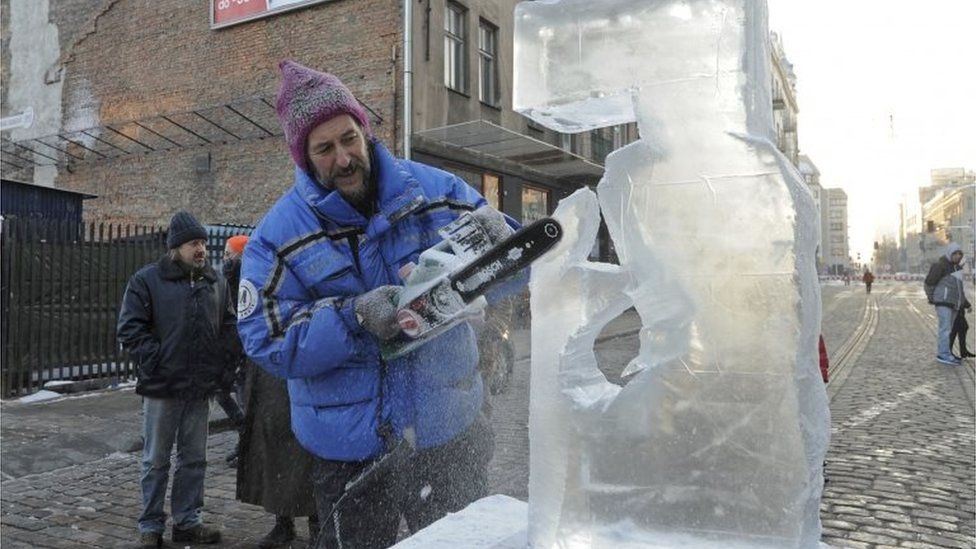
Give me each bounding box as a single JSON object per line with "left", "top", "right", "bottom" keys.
{"left": 520, "top": 1, "right": 829, "bottom": 547}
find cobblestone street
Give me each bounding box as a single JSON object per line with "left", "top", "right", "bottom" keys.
{"left": 1, "top": 281, "right": 974, "bottom": 548}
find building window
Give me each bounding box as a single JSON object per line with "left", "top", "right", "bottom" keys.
{"left": 444, "top": 2, "right": 467, "bottom": 93}
{"left": 522, "top": 185, "right": 550, "bottom": 223}
{"left": 559, "top": 133, "right": 579, "bottom": 155}
{"left": 591, "top": 126, "right": 615, "bottom": 163}
{"left": 830, "top": 234, "right": 844, "bottom": 243}
{"left": 829, "top": 222, "right": 843, "bottom": 230}
{"left": 478, "top": 20, "right": 499, "bottom": 106}
{"left": 829, "top": 210, "right": 844, "bottom": 219}
{"left": 483, "top": 173, "right": 501, "bottom": 210}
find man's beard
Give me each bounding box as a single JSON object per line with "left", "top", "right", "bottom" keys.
{"left": 317, "top": 160, "right": 375, "bottom": 214}
{"left": 175, "top": 252, "right": 206, "bottom": 270}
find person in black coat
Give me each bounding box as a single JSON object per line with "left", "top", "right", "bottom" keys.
{"left": 118, "top": 211, "right": 238, "bottom": 548}
{"left": 225, "top": 235, "right": 319, "bottom": 549}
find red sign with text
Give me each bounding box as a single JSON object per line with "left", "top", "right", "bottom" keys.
{"left": 213, "top": 0, "right": 269, "bottom": 26}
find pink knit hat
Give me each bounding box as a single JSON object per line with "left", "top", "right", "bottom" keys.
{"left": 274, "top": 60, "right": 372, "bottom": 173}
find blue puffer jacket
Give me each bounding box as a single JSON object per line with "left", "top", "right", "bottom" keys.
{"left": 238, "top": 140, "right": 498, "bottom": 461}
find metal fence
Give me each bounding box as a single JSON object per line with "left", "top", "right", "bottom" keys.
{"left": 0, "top": 218, "right": 167, "bottom": 397}
{"left": 0, "top": 217, "right": 256, "bottom": 397}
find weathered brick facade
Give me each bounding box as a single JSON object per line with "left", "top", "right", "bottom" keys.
{"left": 40, "top": 0, "right": 402, "bottom": 227}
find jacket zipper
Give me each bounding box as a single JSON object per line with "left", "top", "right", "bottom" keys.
{"left": 348, "top": 234, "right": 363, "bottom": 275}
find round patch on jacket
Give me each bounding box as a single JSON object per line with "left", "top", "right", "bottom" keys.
{"left": 238, "top": 279, "right": 258, "bottom": 319}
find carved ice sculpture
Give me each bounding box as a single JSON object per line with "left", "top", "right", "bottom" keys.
{"left": 516, "top": 0, "right": 830, "bottom": 547}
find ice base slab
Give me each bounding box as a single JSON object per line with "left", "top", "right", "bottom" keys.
{"left": 390, "top": 495, "right": 528, "bottom": 549}
{"left": 390, "top": 495, "right": 835, "bottom": 548}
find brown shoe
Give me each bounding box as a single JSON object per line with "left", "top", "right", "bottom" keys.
{"left": 172, "top": 523, "right": 221, "bottom": 544}
{"left": 139, "top": 531, "right": 162, "bottom": 548}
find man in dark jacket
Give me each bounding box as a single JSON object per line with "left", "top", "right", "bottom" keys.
{"left": 925, "top": 242, "right": 966, "bottom": 366}
{"left": 118, "top": 211, "right": 237, "bottom": 548}
{"left": 238, "top": 61, "right": 518, "bottom": 549}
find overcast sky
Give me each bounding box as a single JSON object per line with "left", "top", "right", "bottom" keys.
{"left": 766, "top": 0, "right": 976, "bottom": 261}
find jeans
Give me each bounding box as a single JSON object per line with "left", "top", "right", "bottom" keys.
{"left": 138, "top": 397, "right": 210, "bottom": 533}
{"left": 936, "top": 306, "right": 958, "bottom": 357}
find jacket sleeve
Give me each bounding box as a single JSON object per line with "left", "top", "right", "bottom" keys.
{"left": 236, "top": 236, "right": 371, "bottom": 380}
{"left": 924, "top": 261, "right": 947, "bottom": 300}
{"left": 117, "top": 272, "right": 160, "bottom": 376}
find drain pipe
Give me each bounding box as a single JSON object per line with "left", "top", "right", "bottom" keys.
{"left": 403, "top": 0, "right": 413, "bottom": 160}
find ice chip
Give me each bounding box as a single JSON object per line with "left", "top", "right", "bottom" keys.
{"left": 521, "top": 0, "right": 829, "bottom": 547}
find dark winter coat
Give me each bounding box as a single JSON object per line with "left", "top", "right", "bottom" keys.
{"left": 226, "top": 256, "right": 317, "bottom": 516}
{"left": 236, "top": 360, "right": 317, "bottom": 516}
{"left": 117, "top": 255, "right": 238, "bottom": 399}
{"left": 925, "top": 257, "right": 965, "bottom": 309}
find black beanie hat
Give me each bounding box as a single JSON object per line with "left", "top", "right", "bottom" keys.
{"left": 167, "top": 211, "right": 208, "bottom": 249}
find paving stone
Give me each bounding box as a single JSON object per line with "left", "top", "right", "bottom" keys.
{"left": 848, "top": 530, "right": 902, "bottom": 546}
{"left": 916, "top": 533, "right": 974, "bottom": 549}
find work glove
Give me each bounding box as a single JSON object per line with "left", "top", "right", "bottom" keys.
{"left": 355, "top": 286, "right": 402, "bottom": 340}
{"left": 471, "top": 206, "right": 515, "bottom": 245}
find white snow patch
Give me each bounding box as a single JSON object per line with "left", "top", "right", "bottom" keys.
{"left": 16, "top": 390, "right": 62, "bottom": 403}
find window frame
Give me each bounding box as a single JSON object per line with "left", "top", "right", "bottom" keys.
{"left": 521, "top": 184, "right": 551, "bottom": 224}
{"left": 482, "top": 173, "right": 502, "bottom": 210}
{"left": 444, "top": 2, "right": 468, "bottom": 93}
{"left": 478, "top": 19, "right": 499, "bottom": 107}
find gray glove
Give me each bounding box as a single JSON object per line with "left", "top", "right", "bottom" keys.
{"left": 471, "top": 206, "right": 514, "bottom": 245}
{"left": 355, "top": 286, "right": 402, "bottom": 340}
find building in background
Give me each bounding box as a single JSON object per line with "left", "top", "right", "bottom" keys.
{"left": 899, "top": 195, "right": 925, "bottom": 273}
{"left": 797, "top": 154, "right": 827, "bottom": 271}
{"left": 822, "top": 188, "right": 850, "bottom": 275}
{"left": 919, "top": 170, "right": 975, "bottom": 272}
{"left": 1, "top": 0, "right": 608, "bottom": 234}
{"left": 770, "top": 32, "right": 799, "bottom": 167}
{"left": 3, "top": 1, "right": 810, "bottom": 266}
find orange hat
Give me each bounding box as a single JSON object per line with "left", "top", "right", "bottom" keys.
{"left": 225, "top": 235, "right": 249, "bottom": 255}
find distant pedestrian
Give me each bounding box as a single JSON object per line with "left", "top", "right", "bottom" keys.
{"left": 818, "top": 334, "right": 830, "bottom": 384}
{"left": 118, "top": 211, "right": 237, "bottom": 548}
{"left": 948, "top": 259, "right": 973, "bottom": 359}
{"left": 950, "top": 299, "right": 973, "bottom": 359}
{"left": 861, "top": 270, "right": 874, "bottom": 294}
{"left": 215, "top": 236, "right": 249, "bottom": 468}
{"left": 924, "top": 242, "right": 966, "bottom": 366}
{"left": 843, "top": 272, "right": 851, "bottom": 286}
{"left": 227, "top": 235, "right": 320, "bottom": 548}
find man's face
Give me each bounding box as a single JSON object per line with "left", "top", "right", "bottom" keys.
{"left": 306, "top": 114, "right": 372, "bottom": 208}
{"left": 177, "top": 239, "right": 207, "bottom": 268}
{"left": 952, "top": 251, "right": 964, "bottom": 264}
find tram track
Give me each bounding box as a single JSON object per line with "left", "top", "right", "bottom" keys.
{"left": 825, "top": 288, "right": 893, "bottom": 403}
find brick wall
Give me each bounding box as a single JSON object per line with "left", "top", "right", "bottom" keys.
{"left": 54, "top": 0, "right": 401, "bottom": 227}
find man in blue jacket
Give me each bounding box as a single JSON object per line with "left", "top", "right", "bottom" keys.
{"left": 237, "top": 60, "right": 516, "bottom": 548}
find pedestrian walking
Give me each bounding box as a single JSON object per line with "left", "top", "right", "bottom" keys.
{"left": 862, "top": 270, "right": 874, "bottom": 294}
{"left": 924, "top": 242, "right": 966, "bottom": 366}
{"left": 950, "top": 300, "right": 974, "bottom": 359}
{"left": 947, "top": 257, "right": 974, "bottom": 359}
{"left": 224, "top": 235, "right": 321, "bottom": 548}
{"left": 117, "top": 211, "right": 238, "bottom": 548}
{"left": 236, "top": 60, "right": 518, "bottom": 549}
